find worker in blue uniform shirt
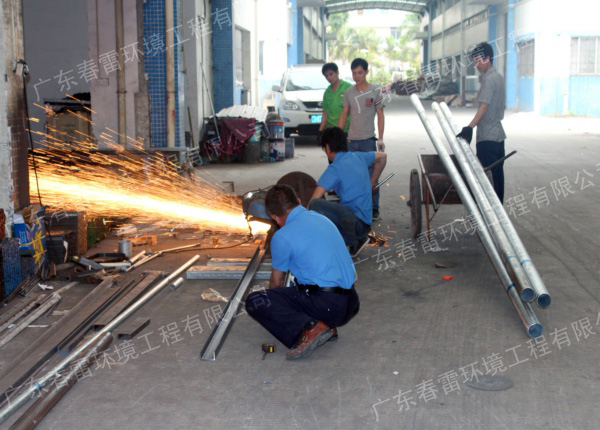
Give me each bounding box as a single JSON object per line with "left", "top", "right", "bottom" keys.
{"left": 308, "top": 126, "right": 387, "bottom": 256}
{"left": 245, "top": 184, "right": 359, "bottom": 360}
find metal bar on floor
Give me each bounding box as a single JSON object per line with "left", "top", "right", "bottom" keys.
{"left": 0, "top": 255, "right": 200, "bottom": 425}
{"left": 201, "top": 246, "right": 267, "bottom": 361}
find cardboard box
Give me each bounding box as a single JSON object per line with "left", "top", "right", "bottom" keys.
{"left": 46, "top": 110, "right": 92, "bottom": 147}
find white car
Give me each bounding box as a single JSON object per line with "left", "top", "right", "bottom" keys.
{"left": 272, "top": 65, "right": 326, "bottom": 137}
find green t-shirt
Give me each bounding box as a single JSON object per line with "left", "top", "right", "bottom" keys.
{"left": 323, "top": 80, "right": 352, "bottom": 131}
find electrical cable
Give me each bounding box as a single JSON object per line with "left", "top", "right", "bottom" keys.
{"left": 20, "top": 60, "right": 61, "bottom": 266}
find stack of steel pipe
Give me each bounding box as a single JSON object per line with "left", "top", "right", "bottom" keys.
{"left": 410, "top": 94, "right": 543, "bottom": 338}
{"left": 438, "top": 102, "right": 551, "bottom": 309}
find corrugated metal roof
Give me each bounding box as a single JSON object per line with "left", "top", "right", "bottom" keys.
{"left": 215, "top": 105, "right": 269, "bottom": 123}
{"left": 324, "top": 0, "right": 431, "bottom": 14}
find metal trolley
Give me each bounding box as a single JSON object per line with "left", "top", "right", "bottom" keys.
{"left": 408, "top": 154, "right": 463, "bottom": 239}
{"left": 407, "top": 151, "right": 515, "bottom": 239}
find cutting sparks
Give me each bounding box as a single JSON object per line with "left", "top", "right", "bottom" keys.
{"left": 29, "top": 107, "right": 269, "bottom": 234}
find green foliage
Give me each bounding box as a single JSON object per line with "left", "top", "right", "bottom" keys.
{"left": 371, "top": 69, "right": 392, "bottom": 87}
{"left": 327, "top": 12, "right": 348, "bottom": 34}
{"left": 327, "top": 11, "right": 421, "bottom": 76}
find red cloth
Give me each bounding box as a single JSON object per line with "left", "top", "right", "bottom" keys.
{"left": 218, "top": 118, "right": 256, "bottom": 156}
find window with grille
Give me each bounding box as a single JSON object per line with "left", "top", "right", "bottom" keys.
{"left": 518, "top": 40, "right": 534, "bottom": 77}
{"left": 571, "top": 37, "right": 600, "bottom": 75}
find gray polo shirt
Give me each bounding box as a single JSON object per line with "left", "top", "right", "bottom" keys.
{"left": 343, "top": 84, "right": 384, "bottom": 141}
{"left": 476, "top": 66, "right": 506, "bottom": 143}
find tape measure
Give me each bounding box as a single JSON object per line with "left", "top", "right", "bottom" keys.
{"left": 261, "top": 343, "right": 276, "bottom": 360}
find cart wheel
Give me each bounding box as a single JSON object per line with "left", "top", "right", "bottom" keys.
{"left": 409, "top": 168, "right": 422, "bottom": 238}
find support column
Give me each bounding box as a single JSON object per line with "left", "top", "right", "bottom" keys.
{"left": 0, "top": 0, "right": 29, "bottom": 236}
{"left": 287, "top": 0, "right": 303, "bottom": 67}
{"left": 506, "top": 0, "right": 518, "bottom": 109}
{"left": 212, "top": 0, "right": 234, "bottom": 112}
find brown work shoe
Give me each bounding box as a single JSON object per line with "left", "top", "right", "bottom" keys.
{"left": 286, "top": 321, "right": 333, "bottom": 360}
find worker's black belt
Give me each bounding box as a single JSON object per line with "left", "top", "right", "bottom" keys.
{"left": 295, "top": 284, "right": 354, "bottom": 296}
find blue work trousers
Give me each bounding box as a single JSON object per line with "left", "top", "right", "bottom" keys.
{"left": 308, "top": 199, "right": 370, "bottom": 248}
{"left": 245, "top": 285, "right": 360, "bottom": 349}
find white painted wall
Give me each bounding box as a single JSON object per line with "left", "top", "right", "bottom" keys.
{"left": 430, "top": 0, "right": 489, "bottom": 61}
{"left": 233, "top": 0, "right": 258, "bottom": 105}
{"left": 514, "top": 0, "right": 538, "bottom": 39}
{"left": 257, "top": 0, "right": 289, "bottom": 107}
{"left": 513, "top": 0, "right": 600, "bottom": 113}
{"left": 88, "top": 0, "right": 140, "bottom": 148}
{"left": 183, "top": 0, "right": 212, "bottom": 144}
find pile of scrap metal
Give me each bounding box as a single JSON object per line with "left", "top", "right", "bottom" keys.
{"left": 410, "top": 94, "right": 550, "bottom": 339}
{"left": 0, "top": 256, "right": 200, "bottom": 426}
{"left": 418, "top": 79, "right": 460, "bottom": 100}
{"left": 392, "top": 76, "right": 425, "bottom": 96}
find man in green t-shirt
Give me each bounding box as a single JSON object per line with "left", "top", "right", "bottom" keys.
{"left": 318, "top": 63, "right": 351, "bottom": 144}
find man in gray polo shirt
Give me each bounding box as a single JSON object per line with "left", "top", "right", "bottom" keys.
{"left": 457, "top": 42, "right": 507, "bottom": 202}
{"left": 338, "top": 58, "right": 385, "bottom": 221}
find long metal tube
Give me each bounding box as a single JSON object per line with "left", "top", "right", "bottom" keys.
{"left": 410, "top": 95, "right": 542, "bottom": 338}
{"left": 0, "top": 294, "right": 62, "bottom": 348}
{"left": 115, "top": 0, "right": 127, "bottom": 146}
{"left": 201, "top": 247, "right": 267, "bottom": 361}
{"left": 0, "top": 255, "right": 200, "bottom": 424}
{"left": 166, "top": 0, "right": 176, "bottom": 148}
{"left": 9, "top": 333, "right": 113, "bottom": 430}
{"left": 431, "top": 102, "right": 535, "bottom": 302}
{"left": 439, "top": 102, "right": 551, "bottom": 308}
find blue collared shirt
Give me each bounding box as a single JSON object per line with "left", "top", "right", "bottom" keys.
{"left": 317, "top": 151, "right": 375, "bottom": 225}
{"left": 271, "top": 206, "right": 356, "bottom": 289}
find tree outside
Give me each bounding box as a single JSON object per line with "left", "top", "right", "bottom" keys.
{"left": 327, "top": 10, "right": 421, "bottom": 85}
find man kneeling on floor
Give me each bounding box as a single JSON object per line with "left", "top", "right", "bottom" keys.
{"left": 309, "top": 126, "right": 387, "bottom": 256}
{"left": 245, "top": 184, "right": 360, "bottom": 360}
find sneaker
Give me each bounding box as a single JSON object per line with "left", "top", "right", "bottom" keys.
{"left": 372, "top": 209, "right": 380, "bottom": 221}
{"left": 328, "top": 328, "right": 338, "bottom": 342}
{"left": 286, "top": 321, "right": 333, "bottom": 360}
{"left": 349, "top": 236, "right": 371, "bottom": 258}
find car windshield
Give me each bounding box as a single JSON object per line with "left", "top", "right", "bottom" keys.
{"left": 285, "top": 69, "right": 327, "bottom": 91}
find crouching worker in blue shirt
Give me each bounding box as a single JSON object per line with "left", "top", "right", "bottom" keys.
{"left": 309, "top": 126, "right": 387, "bottom": 256}
{"left": 245, "top": 184, "right": 360, "bottom": 360}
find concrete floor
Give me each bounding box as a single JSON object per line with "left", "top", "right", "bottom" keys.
{"left": 2, "top": 95, "right": 600, "bottom": 429}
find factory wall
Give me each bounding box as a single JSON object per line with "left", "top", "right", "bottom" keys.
{"left": 142, "top": 0, "right": 185, "bottom": 148}
{"left": 234, "top": 0, "right": 258, "bottom": 106}
{"left": 211, "top": 0, "right": 235, "bottom": 112}
{"left": 183, "top": 0, "right": 212, "bottom": 146}
{"left": 257, "top": 0, "right": 290, "bottom": 108}
{"left": 89, "top": 0, "right": 144, "bottom": 148}
{"left": 22, "top": 0, "right": 90, "bottom": 144}
{"left": 512, "top": 0, "right": 600, "bottom": 117}
{"left": 427, "top": 0, "right": 600, "bottom": 118}
{"left": 1, "top": 0, "right": 30, "bottom": 234}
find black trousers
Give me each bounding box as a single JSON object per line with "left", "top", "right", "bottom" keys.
{"left": 476, "top": 140, "right": 505, "bottom": 203}
{"left": 245, "top": 285, "right": 360, "bottom": 349}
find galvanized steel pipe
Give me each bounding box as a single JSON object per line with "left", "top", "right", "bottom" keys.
{"left": 9, "top": 332, "right": 113, "bottom": 430}
{"left": 439, "top": 102, "right": 551, "bottom": 308}
{"left": 410, "top": 95, "right": 541, "bottom": 338}
{"left": 0, "top": 255, "right": 200, "bottom": 424}
{"left": 431, "top": 102, "right": 535, "bottom": 302}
